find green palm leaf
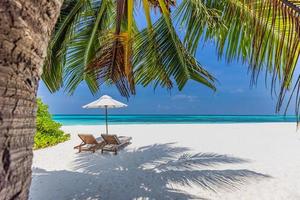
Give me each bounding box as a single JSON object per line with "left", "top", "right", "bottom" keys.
{"left": 44, "top": 0, "right": 115, "bottom": 95}
{"left": 177, "top": 0, "right": 300, "bottom": 118}
{"left": 43, "top": 0, "right": 300, "bottom": 120}
{"left": 134, "top": 17, "right": 216, "bottom": 91}
{"left": 42, "top": 0, "right": 85, "bottom": 92}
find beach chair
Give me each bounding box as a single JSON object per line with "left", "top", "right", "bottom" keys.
{"left": 101, "top": 134, "right": 132, "bottom": 155}
{"left": 74, "top": 134, "right": 105, "bottom": 153}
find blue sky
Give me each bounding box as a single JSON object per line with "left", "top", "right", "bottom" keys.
{"left": 38, "top": 8, "right": 298, "bottom": 115}
{"left": 38, "top": 40, "right": 298, "bottom": 115}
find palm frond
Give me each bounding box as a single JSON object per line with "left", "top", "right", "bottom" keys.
{"left": 134, "top": 16, "right": 216, "bottom": 91}
{"left": 63, "top": 0, "right": 115, "bottom": 94}
{"left": 125, "top": 0, "right": 134, "bottom": 77}
{"left": 87, "top": 32, "right": 135, "bottom": 97}
{"left": 148, "top": 0, "right": 176, "bottom": 12}
{"left": 42, "top": 0, "right": 85, "bottom": 92}
{"left": 43, "top": 0, "right": 217, "bottom": 98}
{"left": 133, "top": 29, "right": 174, "bottom": 89}
{"left": 177, "top": 0, "right": 300, "bottom": 118}
{"left": 43, "top": 0, "right": 300, "bottom": 118}
{"left": 44, "top": 0, "right": 116, "bottom": 95}
{"left": 85, "top": 0, "right": 135, "bottom": 98}
{"left": 175, "top": 0, "right": 223, "bottom": 55}
{"left": 221, "top": 0, "right": 300, "bottom": 119}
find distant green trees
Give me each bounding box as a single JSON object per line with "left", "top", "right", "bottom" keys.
{"left": 34, "top": 98, "right": 70, "bottom": 149}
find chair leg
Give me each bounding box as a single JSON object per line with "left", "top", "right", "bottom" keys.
{"left": 114, "top": 150, "right": 117, "bottom": 155}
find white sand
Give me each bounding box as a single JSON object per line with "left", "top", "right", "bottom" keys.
{"left": 29, "top": 123, "right": 300, "bottom": 200}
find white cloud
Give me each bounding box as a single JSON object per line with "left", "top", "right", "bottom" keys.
{"left": 156, "top": 104, "right": 171, "bottom": 111}
{"left": 230, "top": 88, "right": 245, "bottom": 94}
{"left": 171, "top": 94, "right": 198, "bottom": 102}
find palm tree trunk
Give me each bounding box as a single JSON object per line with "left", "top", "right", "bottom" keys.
{"left": 0, "top": 0, "right": 62, "bottom": 199}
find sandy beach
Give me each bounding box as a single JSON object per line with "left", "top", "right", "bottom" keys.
{"left": 29, "top": 123, "right": 300, "bottom": 200}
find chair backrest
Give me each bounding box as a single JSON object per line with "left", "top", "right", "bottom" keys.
{"left": 101, "top": 134, "right": 121, "bottom": 145}
{"left": 78, "top": 134, "right": 98, "bottom": 144}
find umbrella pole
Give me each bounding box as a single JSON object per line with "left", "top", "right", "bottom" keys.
{"left": 105, "top": 106, "right": 108, "bottom": 134}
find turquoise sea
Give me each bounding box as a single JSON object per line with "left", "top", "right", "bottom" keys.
{"left": 53, "top": 115, "right": 298, "bottom": 125}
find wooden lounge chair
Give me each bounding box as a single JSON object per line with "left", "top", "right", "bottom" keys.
{"left": 101, "top": 134, "right": 132, "bottom": 155}
{"left": 74, "top": 134, "right": 105, "bottom": 153}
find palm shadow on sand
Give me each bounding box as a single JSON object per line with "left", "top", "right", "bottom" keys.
{"left": 30, "top": 143, "right": 270, "bottom": 200}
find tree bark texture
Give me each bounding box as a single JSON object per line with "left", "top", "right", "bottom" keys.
{"left": 0, "top": 0, "right": 62, "bottom": 199}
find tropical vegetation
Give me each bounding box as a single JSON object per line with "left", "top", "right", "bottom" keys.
{"left": 43, "top": 0, "right": 300, "bottom": 117}
{"left": 35, "top": 98, "right": 70, "bottom": 149}
{"left": 1, "top": 0, "right": 300, "bottom": 199}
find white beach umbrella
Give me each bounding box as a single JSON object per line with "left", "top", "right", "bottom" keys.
{"left": 82, "top": 95, "right": 127, "bottom": 134}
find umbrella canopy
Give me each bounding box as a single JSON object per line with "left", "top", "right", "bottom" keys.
{"left": 82, "top": 95, "right": 127, "bottom": 134}
{"left": 82, "top": 95, "right": 127, "bottom": 109}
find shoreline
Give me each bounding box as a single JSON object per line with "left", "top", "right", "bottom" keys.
{"left": 58, "top": 122, "right": 299, "bottom": 127}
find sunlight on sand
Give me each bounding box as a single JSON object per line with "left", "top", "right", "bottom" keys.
{"left": 30, "top": 123, "right": 300, "bottom": 200}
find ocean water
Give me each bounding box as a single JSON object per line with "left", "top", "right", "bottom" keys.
{"left": 53, "top": 115, "right": 298, "bottom": 125}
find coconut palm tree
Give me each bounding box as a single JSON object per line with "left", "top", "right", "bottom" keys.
{"left": 0, "top": 1, "right": 63, "bottom": 199}
{"left": 0, "top": 0, "right": 300, "bottom": 199}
